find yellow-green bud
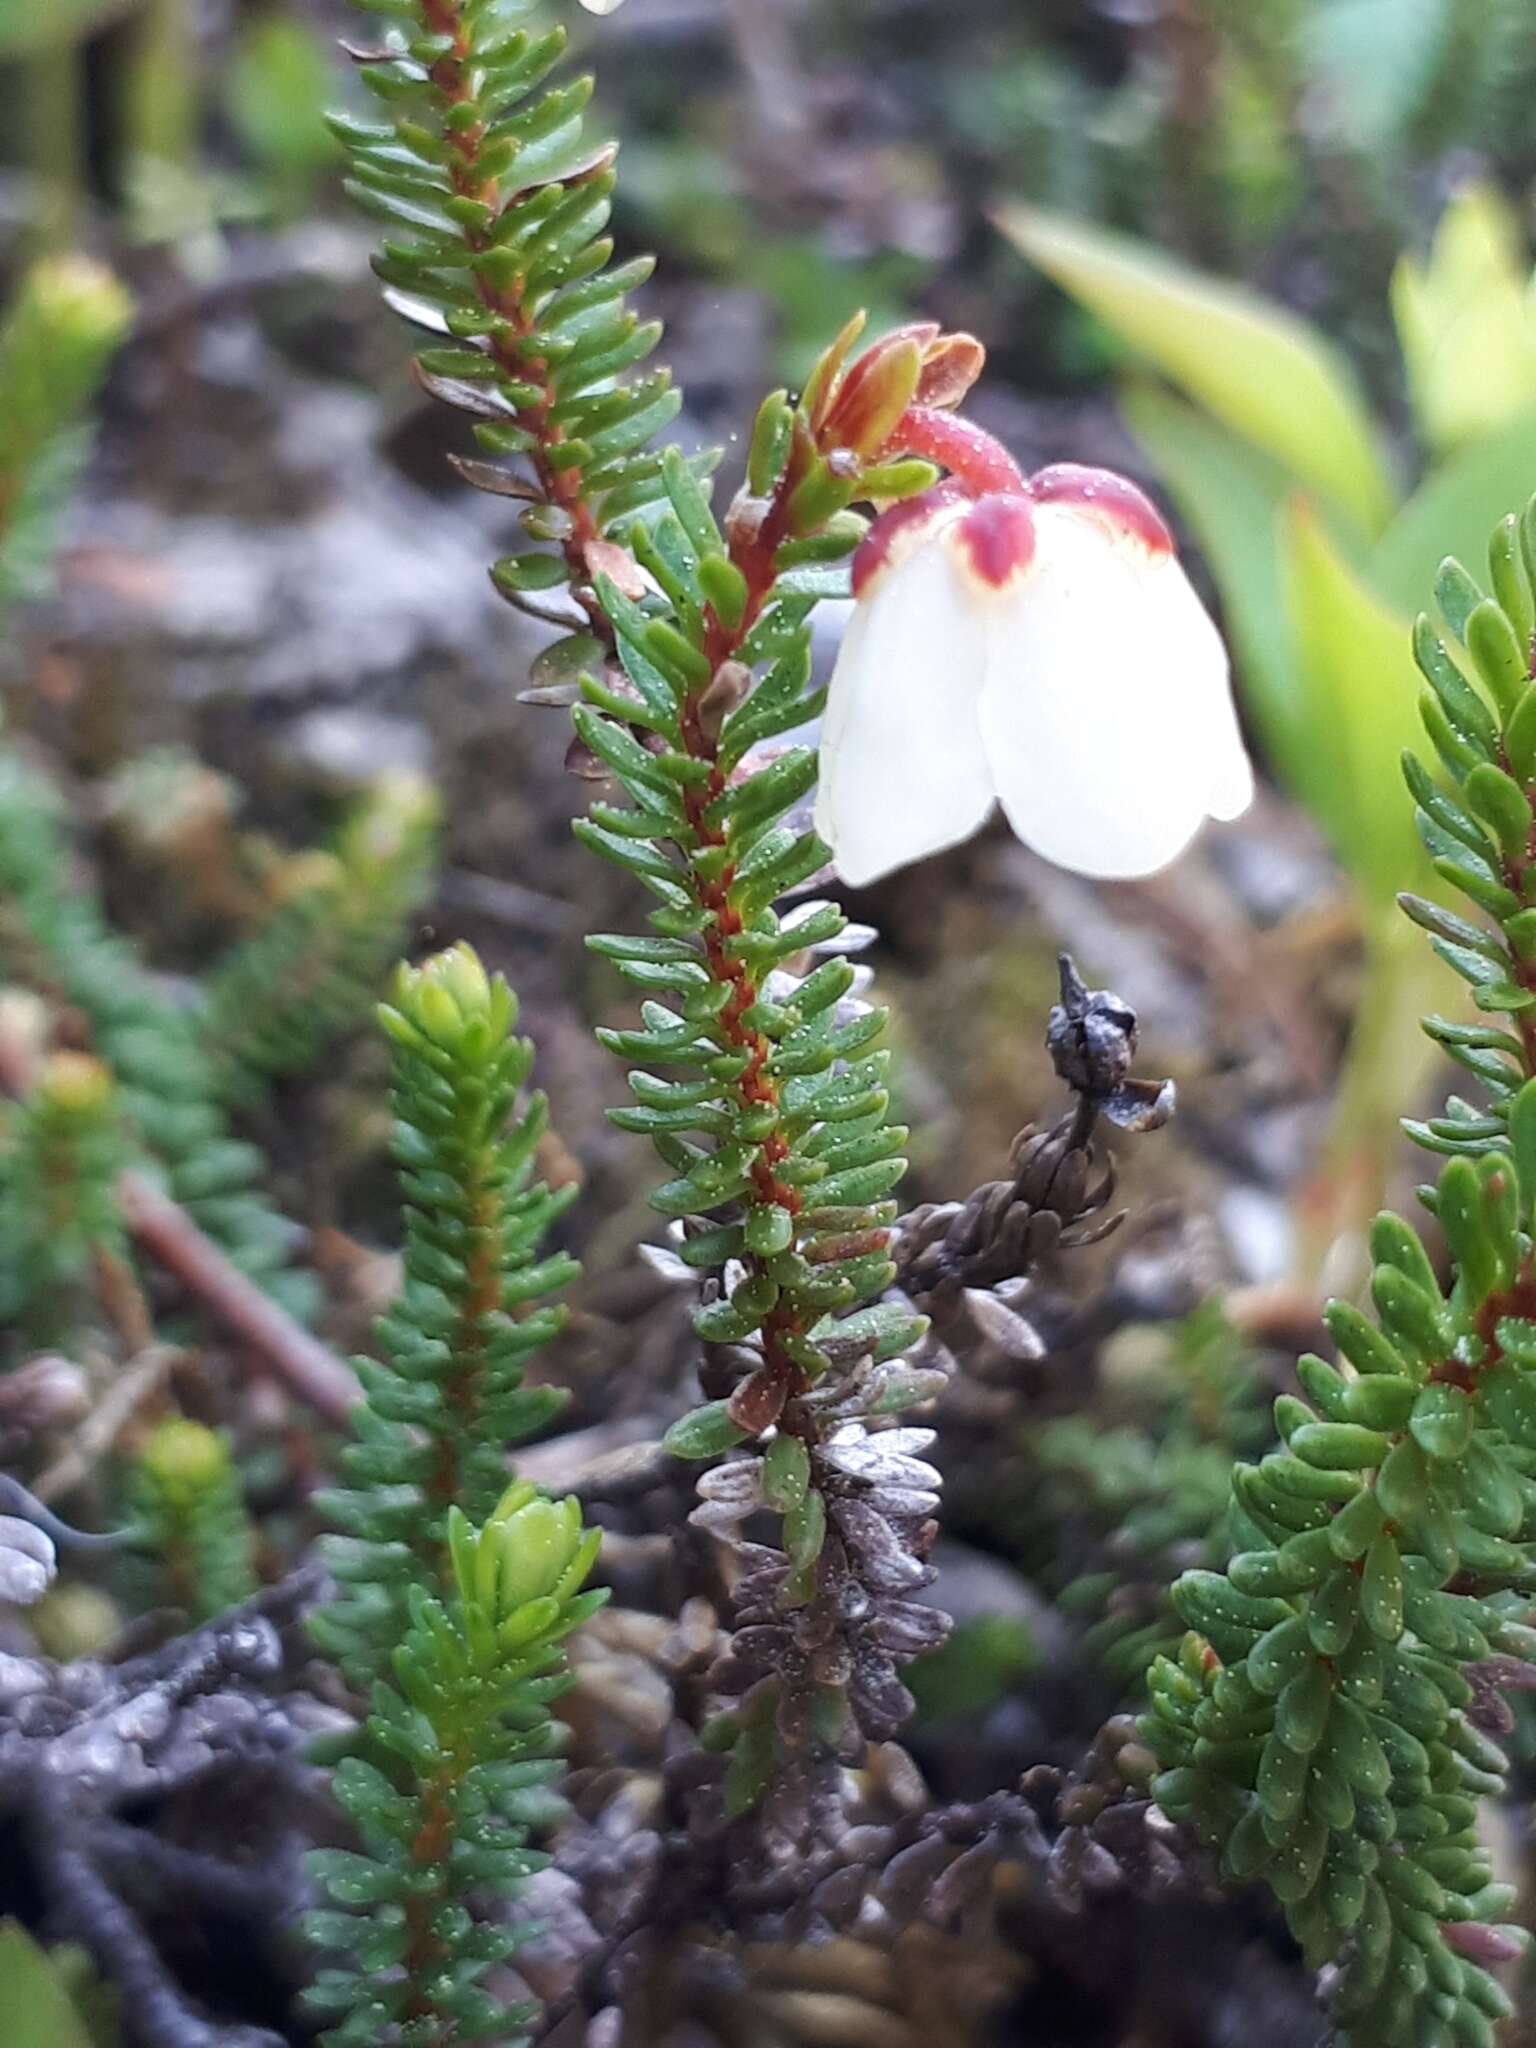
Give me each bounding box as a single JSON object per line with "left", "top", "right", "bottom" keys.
{"left": 140, "top": 1418, "right": 231, "bottom": 1506}
{"left": 494, "top": 1493, "right": 587, "bottom": 1613}
{"left": 389, "top": 943, "right": 508, "bottom": 1052}
{"left": 32, "top": 1583, "right": 121, "bottom": 1662}
{"left": 39, "top": 1052, "right": 114, "bottom": 1120}
{"left": 24, "top": 255, "right": 133, "bottom": 363}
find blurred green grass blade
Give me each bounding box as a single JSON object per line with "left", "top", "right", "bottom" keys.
{"left": 1284, "top": 497, "right": 1423, "bottom": 904}
{"left": 1120, "top": 383, "right": 1303, "bottom": 796}
{"left": 1371, "top": 410, "right": 1536, "bottom": 616}
{"left": 997, "top": 203, "right": 1397, "bottom": 538}
{"left": 0, "top": 1924, "right": 95, "bottom": 2048}
{"left": 1391, "top": 184, "right": 1536, "bottom": 455}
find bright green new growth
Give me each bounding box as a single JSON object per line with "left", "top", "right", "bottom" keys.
{"left": 0, "top": 255, "right": 131, "bottom": 609}
{"left": 1143, "top": 500, "right": 1536, "bottom": 2047}
{"left": 126, "top": 1417, "right": 259, "bottom": 1621}
{"left": 311, "top": 944, "right": 577, "bottom": 1692}
{"left": 309, "top": 943, "right": 598, "bottom": 2045}
{"left": 199, "top": 772, "right": 440, "bottom": 1106}
{"left": 0, "top": 1050, "right": 127, "bottom": 1342}
{"left": 307, "top": 1480, "right": 605, "bottom": 2047}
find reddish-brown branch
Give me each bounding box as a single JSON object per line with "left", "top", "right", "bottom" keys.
{"left": 117, "top": 1170, "right": 360, "bottom": 1425}
{"left": 399, "top": 1760, "right": 463, "bottom": 2029}
{"left": 423, "top": 0, "right": 609, "bottom": 622}
{"left": 415, "top": 4, "right": 888, "bottom": 1412}
{"left": 426, "top": 1178, "right": 504, "bottom": 1512}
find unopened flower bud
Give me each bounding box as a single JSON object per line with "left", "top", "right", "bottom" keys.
{"left": 697, "top": 660, "right": 752, "bottom": 743}
{"left": 822, "top": 331, "right": 925, "bottom": 460}
{"left": 914, "top": 331, "right": 986, "bottom": 410}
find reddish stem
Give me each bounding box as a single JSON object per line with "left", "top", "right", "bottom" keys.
{"left": 118, "top": 1171, "right": 360, "bottom": 1425}
{"left": 422, "top": 1, "right": 608, "bottom": 619}
{"left": 884, "top": 406, "right": 1026, "bottom": 496}
{"left": 417, "top": 7, "right": 887, "bottom": 1424}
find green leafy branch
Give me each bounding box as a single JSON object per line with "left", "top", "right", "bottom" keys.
{"left": 308, "top": 944, "right": 598, "bottom": 2044}
{"left": 1142, "top": 496, "right": 1536, "bottom": 2046}
{"left": 312, "top": 945, "right": 577, "bottom": 1691}
{"left": 330, "top": 0, "right": 682, "bottom": 620}
{"left": 335, "top": 0, "right": 975, "bottom": 1840}
{"left": 0, "top": 255, "right": 131, "bottom": 610}
{"left": 308, "top": 1483, "right": 604, "bottom": 2047}
{"left": 198, "top": 773, "right": 439, "bottom": 1107}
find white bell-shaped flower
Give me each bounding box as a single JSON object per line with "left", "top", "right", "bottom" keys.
{"left": 814, "top": 464, "right": 1253, "bottom": 886}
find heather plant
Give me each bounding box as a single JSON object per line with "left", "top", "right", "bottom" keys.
{"left": 311, "top": 945, "right": 579, "bottom": 1694}
{"left": 307, "top": 946, "right": 602, "bottom": 2046}
{"left": 331, "top": 0, "right": 1257, "bottom": 1861}
{"left": 1143, "top": 498, "right": 1536, "bottom": 2045}
{"left": 125, "top": 1417, "right": 258, "bottom": 1621}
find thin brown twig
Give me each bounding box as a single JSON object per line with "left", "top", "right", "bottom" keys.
{"left": 116, "top": 1170, "right": 359, "bottom": 1426}
{"left": 33, "top": 1342, "right": 182, "bottom": 1505}
{"left": 0, "top": 1018, "right": 358, "bottom": 1426}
